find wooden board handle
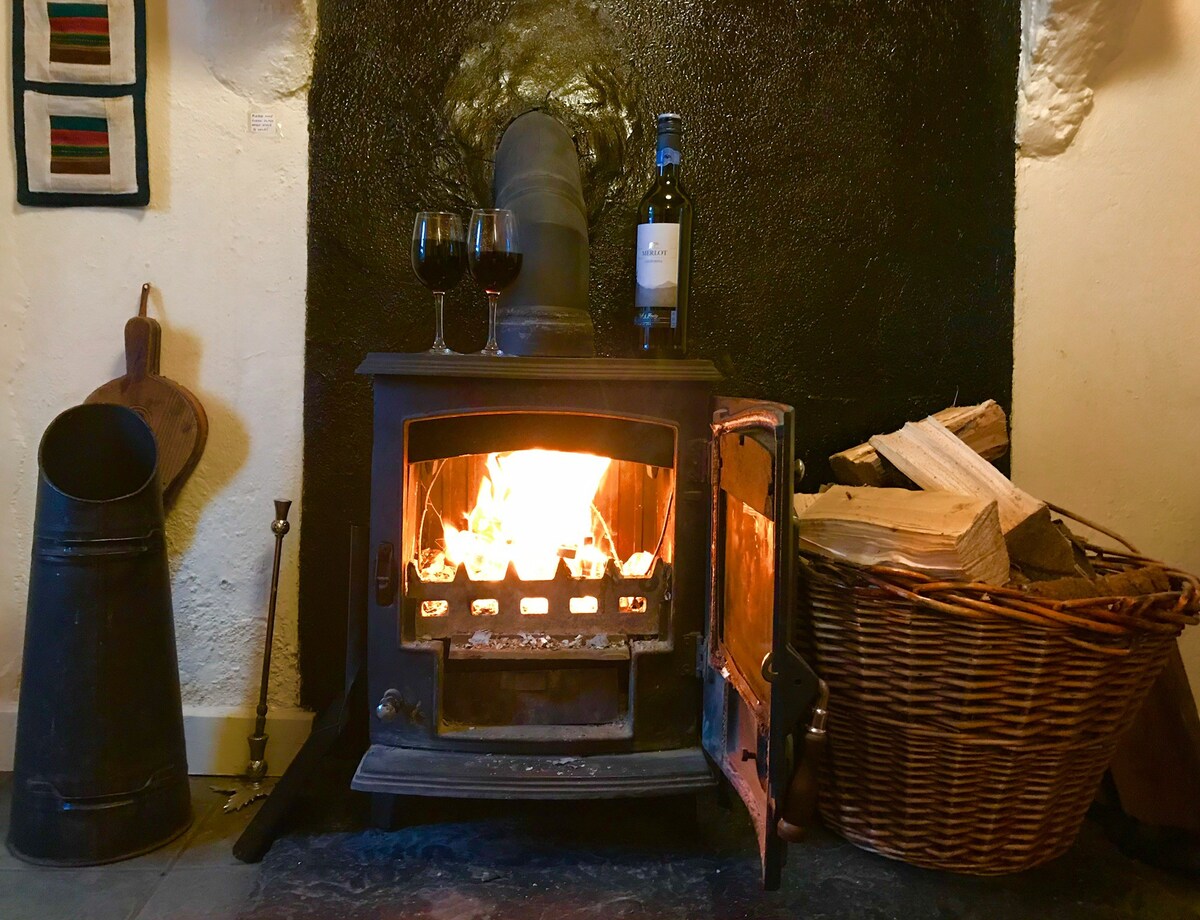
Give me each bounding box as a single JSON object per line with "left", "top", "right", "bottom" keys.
{"left": 125, "top": 316, "right": 162, "bottom": 378}
{"left": 125, "top": 283, "right": 161, "bottom": 378}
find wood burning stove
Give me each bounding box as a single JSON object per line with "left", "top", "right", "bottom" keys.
{"left": 352, "top": 353, "right": 821, "bottom": 887}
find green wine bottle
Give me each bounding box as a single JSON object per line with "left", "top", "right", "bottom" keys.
{"left": 635, "top": 113, "right": 693, "bottom": 358}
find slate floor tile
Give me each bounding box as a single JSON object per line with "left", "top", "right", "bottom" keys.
{"left": 133, "top": 864, "right": 260, "bottom": 920}
{"left": 173, "top": 791, "right": 265, "bottom": 868}
{"left": 0, "top": 866, "right": 164, "bottom": 920}
{"left": 3, "top": 773, "right": 1200, "bottom": 919}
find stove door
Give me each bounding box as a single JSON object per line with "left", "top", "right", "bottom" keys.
{"left": 701, "top": 397, "right": 821, "bottom": 889}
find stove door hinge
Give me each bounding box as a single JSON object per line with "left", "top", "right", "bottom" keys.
{"left": 680, "top": 631, "right": 702, "bottom": 676}
{"left": 684, "top": 437, "right": 710, "bottom": 488}
{"left": 375, "top": 542, "right": 397, "bottom": 607}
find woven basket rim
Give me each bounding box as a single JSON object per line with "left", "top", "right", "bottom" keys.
{"left": 799, "top": 543, "right": 1199, "bottom": 657}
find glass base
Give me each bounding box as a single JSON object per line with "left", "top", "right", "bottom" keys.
{"left": 428, "top": 344, "right": 456, "bottom": 355}
{"left": 478, "top": 344, "right": 507, "bottom": 357}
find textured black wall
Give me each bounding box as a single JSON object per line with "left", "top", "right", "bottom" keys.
{"left": 302, "top": 0, "right": 1019, "bottom": 706}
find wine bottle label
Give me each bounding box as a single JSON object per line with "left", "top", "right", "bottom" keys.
{"left": 634, "top": 308, "right": 677, "bottom": 329}
{"left": 635, "top": 223, "right": 680, "bottom": 310}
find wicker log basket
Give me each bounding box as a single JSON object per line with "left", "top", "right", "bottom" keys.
{"left": 798, "top": 513, "right": 1200, "bottom": 875}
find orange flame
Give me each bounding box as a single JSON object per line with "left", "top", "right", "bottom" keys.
{"left": 423, "top": 449, "right": 655, "bottom": 582}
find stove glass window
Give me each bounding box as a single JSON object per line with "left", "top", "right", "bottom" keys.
{"left": 404, "top": 435, "right": 675, "bottom": 650}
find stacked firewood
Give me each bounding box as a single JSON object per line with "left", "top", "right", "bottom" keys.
{"left": 798, "top": 400, "right": 1134, "bottom": 591}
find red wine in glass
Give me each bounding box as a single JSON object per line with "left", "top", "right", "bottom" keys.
{"left": 412, "top": 211, "right": 466, "bottom": 355}
{"left": 469, "top": 252, "right": 523, "bottom": 292}
{"left": 467, "top": 209, "right": 522, "bottom": 356}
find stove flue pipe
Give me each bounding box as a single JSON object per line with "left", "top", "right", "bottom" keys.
{"left": 493, "top": 110, "right": 595, "bottom": 356}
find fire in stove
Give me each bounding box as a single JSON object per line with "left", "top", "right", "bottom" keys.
{"left": 405, "top": 447, "right": 674, "bottom": 645}
{"left": 417, "top": 449, "right": 657, "bottom": 582}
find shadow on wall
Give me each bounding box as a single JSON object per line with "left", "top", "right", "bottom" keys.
{"left": 157, "top": 357, "right": 248, "bottom": 561}
{"left": 146, "top": 0, "right": 171, "bottom": 209}
{"left": 143, "top": 287, "right": 250, "bottom": 565}
{"left": 1094, "top": 0, "right": 1181, "bottom": 87}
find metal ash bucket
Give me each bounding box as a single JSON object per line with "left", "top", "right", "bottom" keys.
{"left": 8, "top": 403, "right": 191, "bottom": 865}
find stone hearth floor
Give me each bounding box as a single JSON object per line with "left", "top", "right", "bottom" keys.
{"left": 1, "top": 769, "right": 1198, "bottom": 919}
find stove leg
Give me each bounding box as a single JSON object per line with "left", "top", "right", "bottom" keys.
{"left": 660, "top": 793, "right": 699, "bottom": 831}
{"left": 371, "top": 793, "right": 400, "bottom": 830}
{"left": 714, "top": 775, "right": 733, "bottom": 810}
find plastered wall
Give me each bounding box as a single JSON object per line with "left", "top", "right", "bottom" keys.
{"left": 5, "top": 0, "right": 1195, "bottom": 763}
{"left": 0, "top": 0, "right": 313, "bottom": 766}
{"left": 1013, "top": 0, "right": 1200, "bottom": 701}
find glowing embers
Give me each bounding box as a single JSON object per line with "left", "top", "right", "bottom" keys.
{"left": 519, "top": 597, "right": 549, "bottom": 615}
{"left": 420, "top": 600, "right": 449, "bottom": 617}
{"left": 569, "top": 596, "right": 598, "bottom": 614}
{"left": 619, "top": 596, "right": 647, "bottom": 615}
{"left": 471, "top": 599, "right": 499, "bottom": 616}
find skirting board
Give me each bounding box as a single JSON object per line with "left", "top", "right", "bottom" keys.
{"left": 0, "top": 703, "right": 313, "bottom": 776}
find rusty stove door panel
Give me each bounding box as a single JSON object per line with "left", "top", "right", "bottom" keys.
{"left": 701, "top": 397, "right": 819, "bottom": 889}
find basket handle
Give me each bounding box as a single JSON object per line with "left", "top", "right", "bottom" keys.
{"left": 1046, "top": 502, "right": 1140, "bottom": 555}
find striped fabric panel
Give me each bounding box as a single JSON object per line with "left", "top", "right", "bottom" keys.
{"left": 50, "top": 114, "right": 110, "bottom": 175}
{"left": 47, "top": 2, "right": 111, "bottom": 66}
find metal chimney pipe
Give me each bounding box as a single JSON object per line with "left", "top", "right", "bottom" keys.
{"left": 494, "top": 110, "right": 595, "bottom": 356}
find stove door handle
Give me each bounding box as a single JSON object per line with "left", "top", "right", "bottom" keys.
{"left": 375, "top": 542, "right": 396, "bottom": 607}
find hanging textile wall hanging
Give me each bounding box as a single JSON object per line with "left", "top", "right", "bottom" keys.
{"left": 12, "top": 1, "right": 148, "bottom": 206}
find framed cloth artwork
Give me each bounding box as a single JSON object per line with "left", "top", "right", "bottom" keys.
{"left": 12, "top": 1, "right": 148, "bottom": 206}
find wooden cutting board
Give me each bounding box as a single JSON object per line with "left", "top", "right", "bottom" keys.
{"left": 86, "top": 283, "right": 208, "bottom": 506}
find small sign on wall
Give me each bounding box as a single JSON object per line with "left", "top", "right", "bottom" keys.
{"left": 248, "top": 111, "right": 277, "bottom": 136}
{"left": 12, "top": 0, "right": 149, "bottom": 207}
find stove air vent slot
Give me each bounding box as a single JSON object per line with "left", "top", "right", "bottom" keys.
{"left": 405, "top": 556, "right": 670, "bottom": 644}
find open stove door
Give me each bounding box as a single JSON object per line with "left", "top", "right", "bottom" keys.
{"left": 701, "top": 398, "right": 822, "bottom": 889}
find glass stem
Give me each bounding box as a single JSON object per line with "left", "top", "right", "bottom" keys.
{"left": 432, "top": 292, "right": 447, "bottom": 350}
{"left": 485, "top": 292, "right": 500, "bottom": 354}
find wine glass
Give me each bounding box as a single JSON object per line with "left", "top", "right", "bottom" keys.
{"left": 411, "top": 211, "right": 466, "bottom": 355}
{"left": 467, "top": 209, "right": 523, "bottom": 357}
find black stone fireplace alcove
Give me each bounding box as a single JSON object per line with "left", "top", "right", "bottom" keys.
{"left": 302, "top": 0, "right": 1019, "bottom": 779}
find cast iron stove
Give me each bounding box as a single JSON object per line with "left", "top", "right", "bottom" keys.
{"left": 351, "top": 353, "right": 821, "bottom": 887}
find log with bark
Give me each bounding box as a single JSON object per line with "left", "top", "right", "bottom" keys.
{"left": 830, "top": 400, "right": 1008, "bottom": 488}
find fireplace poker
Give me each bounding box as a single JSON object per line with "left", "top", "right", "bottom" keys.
{"left": 213, "top": 499, "right": 292, "bottom": 813}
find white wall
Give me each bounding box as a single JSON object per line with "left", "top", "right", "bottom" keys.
{"left": 0, "top": 1, "right": 313, "bottom": 772}
{"left": 8, "top": 0, "right": 1193, "bottom": 769}
{"left": 1013, "top": 0, "right": 1200, "bottom": 699}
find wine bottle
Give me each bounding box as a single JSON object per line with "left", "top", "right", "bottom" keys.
{"left": 635, "top": 113, "right": 693, "bottom": 358}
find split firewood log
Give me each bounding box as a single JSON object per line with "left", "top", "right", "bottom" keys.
{"left": 830, "top": 400, "right": 1008, "bottom": 488}
{"left": 795, "top": 485, "right": 1010, "bottom": 585}
{"left": 870, "top": 418, "right": 1084, "bottom": 579}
